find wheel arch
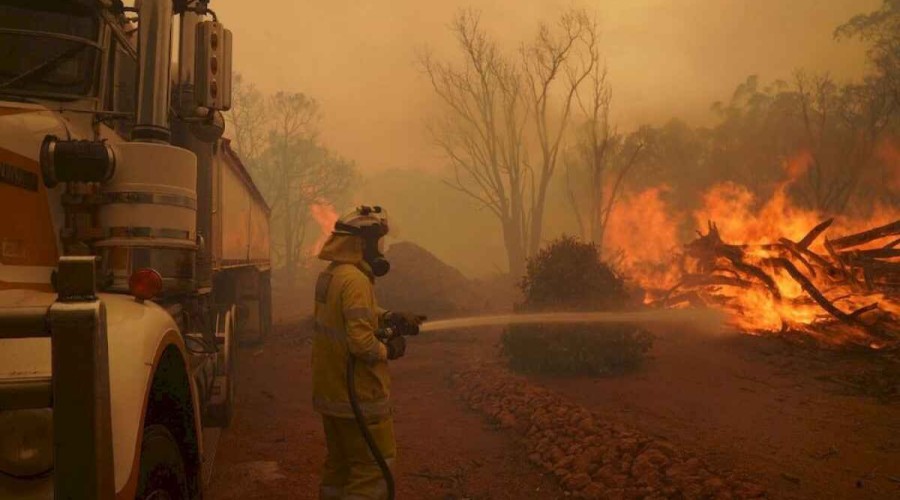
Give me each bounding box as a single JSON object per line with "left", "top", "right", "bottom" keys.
{"left": 142, "top": 343, "right": 203, "bottom": 498}
{"left": 101, "top": 294, "right": 203, "bottom": 500}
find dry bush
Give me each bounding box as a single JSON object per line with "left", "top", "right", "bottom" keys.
{"left": 503, "top": 236, "right": 653, "bottom": 375}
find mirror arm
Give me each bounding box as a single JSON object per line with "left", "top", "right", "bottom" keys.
{"left": 185, "top": 5, "right": 218, "bottom": 22}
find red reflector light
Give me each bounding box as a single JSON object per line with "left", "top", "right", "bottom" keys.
{"left": 129, "top": 268, "right": 163, "bottom": 301}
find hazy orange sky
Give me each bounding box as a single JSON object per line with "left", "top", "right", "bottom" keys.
{"left": 214, "top": 0, "right": 875, "bottom": 171}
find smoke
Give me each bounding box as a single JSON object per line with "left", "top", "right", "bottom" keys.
{"left": 214, "top": 0, "right": 872, "bottom": 171}
{"left": 213, "top": 0, "right": 878, "bottom": 277}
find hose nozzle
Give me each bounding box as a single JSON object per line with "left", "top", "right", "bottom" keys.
{"left": 374, "top": 326, "right": 399, "bottom": 342}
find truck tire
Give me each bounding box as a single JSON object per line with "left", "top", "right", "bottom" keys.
{"left": 206, "top": 306, "right": 235, "bottom": 427}
{"left": 136, "top": 425, "right": 188, "bottom": 500}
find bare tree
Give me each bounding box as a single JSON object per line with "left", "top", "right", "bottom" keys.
{"left": 522, "top": 9, "right": 598, "bottom": 254}
{"left": 421, "top": 10, "right": 531, "bottom": 276}
{"left": 564, "top": 62, "right": 644, "bottom": 248}
{"left": 792, "top": 71, "right": 895, "bottom": 213}
{"left": 227, "top": 85, "right": 356, "bottom": 282}
{"left": 226, "top": 73, "right": 268, "bottom": 167}
{"left": 421, "top": 8, "right": 598, "bottom": 276}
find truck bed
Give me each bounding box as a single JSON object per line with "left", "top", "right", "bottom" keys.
{"left": 211, "top": 139, "right": 270, "bottom": 271}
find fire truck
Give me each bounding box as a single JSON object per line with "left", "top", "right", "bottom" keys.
{"left": 0, "top": 1, "right": 271, "bottom": 498}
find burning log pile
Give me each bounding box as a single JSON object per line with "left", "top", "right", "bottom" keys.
{"left": 453, "top": 367, "right": 765, "bottom": 499}
{"left": 655, "top": 218, "right": 900, "bottom": 348}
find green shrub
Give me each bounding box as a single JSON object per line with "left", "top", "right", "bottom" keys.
{"left": 503, "top": 236, "right": 653, "bottom": 375}
{"left": 503, "top": 324, "right": 653, "bottom": 375}
{"left": 519, "top": 235, "right": 628, "bottom": 311}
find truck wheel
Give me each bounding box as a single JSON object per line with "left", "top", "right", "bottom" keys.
{"left": 206, "top": 307, "right": 235, "bottom": 427}
{"left": 136, "top": 425, "right": 188, "bottom": 500}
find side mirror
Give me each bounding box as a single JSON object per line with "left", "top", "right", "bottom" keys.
{"left": 194, "top": 21, "right": 232, "bottom": 111}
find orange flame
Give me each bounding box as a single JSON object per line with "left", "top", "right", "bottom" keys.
{"left": 603, "top": 150, "right": 900, "bottom": 347}
{"left": 310, "top": 202, "right": 339, "bottom": 256}
{"left": 604, "top": 187, "right": 681, "bottom": 293}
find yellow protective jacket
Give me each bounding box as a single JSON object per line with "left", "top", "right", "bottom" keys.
{"left": 312, "top": 233, "right": 391, "bottom": 419}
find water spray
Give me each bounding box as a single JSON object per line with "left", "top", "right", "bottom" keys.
{"left": 418, "top": 308, "right": 728, "bottom": 334}
{"left": 351, "top": 307, "right": 726, "bottom": 500}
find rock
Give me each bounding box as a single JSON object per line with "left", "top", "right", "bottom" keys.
{"left": 572, "top": 451, "right": 593, "bottom": 475}
{"left": 449, "top": 365, "right": 760, "bottom": 500}
{"left": 579, "top": 417, "right": 596, "bottom": 433}
{"left": 734, "top": 481, "right": 766, "bottom": 498}
{"left": 565, "top": 472, "right": 592, "bottom": 491}
{"left": 618, "top": 438, "right": 639, "bottom": 454}
{"left": 652, "top": 440, "right": 679, "bottom": 459}
{"left": 680, "top": 483, "right": 704, "bottom": 498}
{"left": 683, "top": 457, "right": 702, "bottom": 473}
{"left": 634, "top": 470, "right": 663, "bottom": 490}
{"left": 580, "top": 482, "right": 606, "bottom": 500}
{"left": 702, "top": 476, "right": 726, "bottom": 496}
{"left": 605, "top": 487, "right": 627, "bottom": 500}
{"left": 594, "top": 465, "right": 628, "bottom": 489}
{"left": 555, "top": 454, "right": 575, "bottom": 470}
{"left": 632, "top": 448, "right": 670, "bottom": 477}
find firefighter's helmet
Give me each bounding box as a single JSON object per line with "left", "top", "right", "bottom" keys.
{"left": 333, "top": 205, "right": 389, "bottom": 238}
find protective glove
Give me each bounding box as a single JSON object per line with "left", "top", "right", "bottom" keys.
{"left": 384, "top": 311, "right": 427, "bottom": 337}
{"left": 386, "top": 335, "right": 407, "bottom": 360}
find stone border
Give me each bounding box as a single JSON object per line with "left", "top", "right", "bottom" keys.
{"left": 451, "top": 366, "right": 766, "bottom": 499}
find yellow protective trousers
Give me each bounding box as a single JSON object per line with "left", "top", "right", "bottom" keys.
{"left": 319, "top": 415, "right": 397, "bottom": 500}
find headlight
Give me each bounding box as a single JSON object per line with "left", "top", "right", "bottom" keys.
{"left": 0, "top": 409, "right": 53, "bottom": 478}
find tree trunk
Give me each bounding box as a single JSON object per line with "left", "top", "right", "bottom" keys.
{"left": 502, "top": 217, "right": 527, "bottom": 278}
{"left": 528, "top": 175, "right": 552, "bottom": 255}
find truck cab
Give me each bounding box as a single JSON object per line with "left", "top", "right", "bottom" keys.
{"left": 0, "top": 1, "right": 271, "bottom": 498}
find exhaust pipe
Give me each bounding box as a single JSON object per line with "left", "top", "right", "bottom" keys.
{"left": 133, "top": 0, "right": 174, "bottom": 143}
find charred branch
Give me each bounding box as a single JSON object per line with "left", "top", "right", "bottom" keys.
{"left": 797, "top": 218, "right": 834, "bottom": 249}
{"left": 831, "top": 220, "right": 900, "bottom": 250}
{"left": 659, "top": 218, "right": 900, "bottom": 346}
{"left": 763, "top": 257, "right": 853, "bottom": 322}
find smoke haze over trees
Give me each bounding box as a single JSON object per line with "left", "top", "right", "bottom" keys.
{"left": 221, "top": 0, "right": 897, "bottom": 280}
{"left": 226, "top": 75, "right": 356, "bottom": 282}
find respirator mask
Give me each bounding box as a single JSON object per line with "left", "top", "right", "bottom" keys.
{"left": 363, "top": 234, "right": 390, "bottom": 277}
{"left": 333, "top": 205, "right": 391, "bottom": 278}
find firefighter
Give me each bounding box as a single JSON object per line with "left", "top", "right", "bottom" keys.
{"left": 312, "top": 205, "right": 421, "bottom": 500}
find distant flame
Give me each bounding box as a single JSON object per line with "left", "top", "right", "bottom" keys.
{"left": 310, "top": 203, "right": 339, "bottom": 256}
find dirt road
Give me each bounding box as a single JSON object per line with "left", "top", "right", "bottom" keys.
{"left": 533, "top": 326, "right": 900, "bottom": 499}
{"left": 206, "top": 322, "right": 562, "bottom": 499}
{"left": 208, "top": 316, "right": 900, "bottom": 499}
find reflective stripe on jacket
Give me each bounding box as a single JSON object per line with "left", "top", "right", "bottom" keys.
{"left": 312, "top": 251, "right": 390, "bottom": 419}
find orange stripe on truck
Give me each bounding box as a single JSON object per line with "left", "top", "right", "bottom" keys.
{"left": 0, "top": 146, "right": 58, "bottom": 287}
{"left": 0, "top": 106, "right": 41, "bottom": 117}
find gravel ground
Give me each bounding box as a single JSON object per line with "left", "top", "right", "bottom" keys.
{"left": 453, "top": 365, "right": 766, "bottom": 499}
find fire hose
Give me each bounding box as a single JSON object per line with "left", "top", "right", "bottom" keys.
{"left": 346, "top": 355, "right": 395, "bottom": 500}
{"left": 345, "top": 319, "right": 423, "bottom": 500}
